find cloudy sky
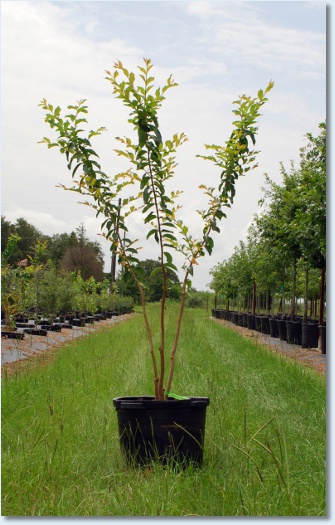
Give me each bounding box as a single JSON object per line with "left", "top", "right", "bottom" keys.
{"left": 1, "top": 0, "right": 326, "bottom": 290}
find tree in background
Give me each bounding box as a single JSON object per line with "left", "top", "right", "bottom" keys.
{"left": 209, "top": 121, "right": 326, "bottom": 320}
{"left": 1, "top": 216, "right": 45, "bottom": 266}
{"left": 61, "top": 223, "right": 104, "bottom": 281}
{"left": 1, "top": 218, "right": 105, "bottom": 281}
{"left": 117, "top": 259, "right": 181, "bottom": 303}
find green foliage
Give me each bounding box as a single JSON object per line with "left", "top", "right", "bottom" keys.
{"left": 210, "top": 122, "right": 326, "bottom": 318}
{"left": 1, "top": 217, "right": 105, "bottom": 274}
{"left": 106, "top": 294, "right": 134, "bottom": 314}
{"left": 39, "top": 58, "right": 273, "bottom": 398}
{"left": 117, "top": 258, "right": 181, "bottom": 303}
{"left": 1, "top": 217, "right": 44, "bottom": 266}
{"left": 186, "top": 293, "right": 205, "bottom": 308}
{"left": 1, "top": 234, "right": 26, "bottom": 330}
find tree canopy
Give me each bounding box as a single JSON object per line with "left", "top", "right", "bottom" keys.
{"left": 210, "top": 121, "right": 326, "bottom": 318}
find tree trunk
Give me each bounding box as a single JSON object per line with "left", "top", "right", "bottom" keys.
{"left": 252, "top": 279, "right": 256, "bottom": 315}
{"left": 290, "top": 256, "right": 297, "bottom": 320}
{"left": 303, "top": 266, "right": 309, "bottom": 322}
{"left": 278, "top": 297, "right": 282, "bottom": 316}
{"left": 110, "top": 198, "right": 121, "bottom": 293}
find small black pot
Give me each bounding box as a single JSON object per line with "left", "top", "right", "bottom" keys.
{"left": 260, "top": 316, "right": 270, "bottom": 335}
{"left": 247, "top": 314, "right": 255, "bottom": 330}
{"left": 72, "top": 319, "right": 85, "bottom": 327}
{"left": 269, "top": 318, "right": 279, "bottom": 338}
{"left": 301, "top": 323, "right": 319, "bottom": 349}
{"left": 23, "top": 328, "right": 48, "bottom": 336}
{"left": 219, "top": 310, "right": 226, "bottom": 320}
{"left": 236, "top": 313, "right": 244, "bottom": 326}
{"left": 1, "top": 331, "right": 25, "bottom": 340}
{"left": 286, "top": 321, "right": 302, "bottom": 345}
{"left": 230, "top": 312, "right": 238, "bottom": 325}
{"left": 113, "top": 396, "right": 210, "bottom": 467}
{"left": 277, "top": 319, "right": 288, "bottom": 341}
{"left": 255, "top": 315, "right": 263, "bottom": 332}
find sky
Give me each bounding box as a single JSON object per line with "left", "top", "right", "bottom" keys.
{"left": 1, "top": 0, "right": 327, "bottom": 290}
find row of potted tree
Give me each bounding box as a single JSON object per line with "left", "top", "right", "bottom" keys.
{"left": 210, "top": 122, "right": 326, "bottom": 354}
{"left": 211, "top": 308, "right": 326, "bottom": 354}
{"left": 1, "top": 237, "right": 133, "bottom": 339}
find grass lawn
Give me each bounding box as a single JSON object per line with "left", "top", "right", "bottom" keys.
{"left": 1, "top": 304, "right": 326, "bottom": 516}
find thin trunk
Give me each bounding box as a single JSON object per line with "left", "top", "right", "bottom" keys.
{"left": 110, "top": 198, "right": 121, "bottom": 293}
{"left": 118, "top": 234, "right": 159, "bottom": 398}
{"left": 148, "top": 156, "right": 167, "bottom": 399}
{"left": 303, "top": 266, "right": 309, "bottom": 323}
{"left": 290, "top": 256, "right": 297, "bottom": 320}
{"left": 165, "top": 270, "right": 189, "bottom": 396}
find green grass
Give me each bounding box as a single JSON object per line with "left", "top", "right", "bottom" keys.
{"left": 1, "top": 304, "right": 326, "bottom": 516}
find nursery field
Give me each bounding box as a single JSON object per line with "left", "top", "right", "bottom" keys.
{"left": 1, "top": 304, "right": 326, "bottom": 516}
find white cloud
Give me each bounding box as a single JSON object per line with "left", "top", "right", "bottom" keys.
{"left": 1, "top": 1, "right": 326, "bottom": 290}
{"left": 4, "top": 208, "right": 68, "bottom": 235}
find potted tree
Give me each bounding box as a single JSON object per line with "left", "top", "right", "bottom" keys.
{"left": 1, "top": 234, "right": 25, "bottom": 340}
{"left": 39, "top": 58, "right": 273, "bottom": 466}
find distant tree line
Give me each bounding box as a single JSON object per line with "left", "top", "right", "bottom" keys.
{"left": 1, "top": 217, "right": 213, "bottom": 307}
{"left": 1, "top": 217, "right": 105, "bottom": 281}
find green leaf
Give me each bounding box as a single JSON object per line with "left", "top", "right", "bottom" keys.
{"left": 138, "top": 127, "right": 147, "bottom": 147}
{"left": 143, "top": 187, "right": 151, "bottom": 204}
{"left": 144, "top": 212, "right": 156, "bottom": 224}
{"left": 164, "top": 252, "right": 173, "bottom": 265}
{"left": 140, "top": 175, "right": 150, "bottom": 189}
{"left": 150, "top": 266, "right": 162, "bottom": 278}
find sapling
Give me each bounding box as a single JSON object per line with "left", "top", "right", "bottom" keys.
{"left": 39, "top": 58, "right": 273, "bottom": 400}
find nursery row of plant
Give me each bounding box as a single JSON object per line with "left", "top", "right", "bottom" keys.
{"left": 212, "top": 308, "right": 326, "bottom": 354}
{"left": 210, "top": 122, "right": 326, "bottom": 327}
{"left": 2, "top": 305, "right": 326, "bottom": 516}
{"left": 1, "top": 243, "right": 133, "bottom": 336}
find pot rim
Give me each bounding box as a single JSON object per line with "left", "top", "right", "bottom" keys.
{"left": 113, "top": 396, "right": 210, "bottom": 410}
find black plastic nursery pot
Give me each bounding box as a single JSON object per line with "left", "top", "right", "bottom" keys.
{"left": 230, "top": 312, "right": 238, "bottom": 325}
{"left": 113, "top": 396, "right": 210, "bottom": 467}
{"left": 255, "top": 315, "right": 263, "bottom": 332}
{"left": 277, "top": 319, "right": 288, "bottom": 341}
{"left": 260, "top": 316, "right": 270, "bottom": 335}
{"left": 301, "top": 322, "right": 319, "bottom": 349}
{"left": 286, "top": 320, "right": 302, "bottom": 345}
{"left": 1, "top": 330, "right": 25, "bottom": 340}
{"left": 247, "top": 314, "right": 255, "bottom": 330}
{"left": 269, "top": 318, "right": 279, "bottom": 338}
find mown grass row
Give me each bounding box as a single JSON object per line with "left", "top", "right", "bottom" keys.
{"left": 1, "top": 304, "right": 326, "bottom": 516}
